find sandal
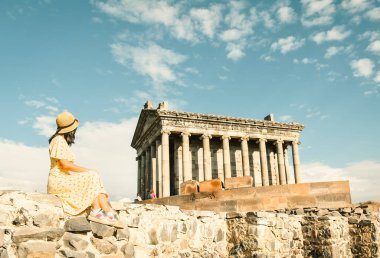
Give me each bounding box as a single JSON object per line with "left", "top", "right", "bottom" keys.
{"left": 88, "top": 210, "right": 114, "bottom": 226}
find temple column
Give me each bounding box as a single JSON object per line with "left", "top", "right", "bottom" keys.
{"left": 161, "top": 129, "right": 171, "bottom": 197}
{"left": 145, "top": 148, "right": 150, "bottom": 197}
{"left": 292, "top": 140, "right": 301, "bottom": 183}
{"left": 276, "top": 140, "right": 286, "bottom": 185}
{"left": 284, "top": 144, "right": 291, "bottom": 184}
{"left": 258, "top": 138, "right": 269, "bottom": 186}
{"left": 150, "top": 144, "right": 157, "bottom": 195}
{"left": 156, "top": 139, "right": 162, "bottom": 198}
{"left": 137, "top": 156, "right": 141, "bottom": 197}
{"left": 201, "top": 133, "right": 212, "bottom": 181}
{"left": 241, "top": 136, "right": 250, "bottom": 177}
{"left": 140, "top": 154, "right": 146, "bottom": 198}
{"left": 181, "top": 131, "right": 192, "bottom": 182}
{"left": 222, "top": 135, "right": 231, "bottom": 179}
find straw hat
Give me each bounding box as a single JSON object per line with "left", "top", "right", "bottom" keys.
{"left": 56, "top": 111, "right": 79, "bottom": 134}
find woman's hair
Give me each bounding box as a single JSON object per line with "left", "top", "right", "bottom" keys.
{"left": 48, "top": 129, "right": 77, "bottom": 146}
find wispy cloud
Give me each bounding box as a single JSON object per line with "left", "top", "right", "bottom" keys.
{"left": 324, "top": 45, "right": 353, "bottom": 58}
{"left": 367, "top": 40, "right": 380, "bottom": 55}
{"left": 365, "top": 7, "right": 380, "bottom": 21}
{"left": 311, "top": 26, "right": 351, "bottom": 44}
{"left": 110, "top": 42, "right": 187, "bottom": 94}
{"left": 300, "top": 0, "right": 335, "bottom": 27}
{"left": 341, "top": 0, "right": 371, "bottom": 13}
{"left": 271, "top": 36, "right": 305, "bottom": 54}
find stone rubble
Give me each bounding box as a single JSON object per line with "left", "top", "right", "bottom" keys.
{"left": 0, "top": 190, "right": 379, "bottom": 257}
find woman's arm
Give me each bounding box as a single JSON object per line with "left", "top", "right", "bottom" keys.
{"left": 58, "top": 159, "right": 91, "bottom": 173}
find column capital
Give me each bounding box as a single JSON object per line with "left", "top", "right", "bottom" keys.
{"left": 181, "top": 131, "right": 191, "bottom": 137}
{"left": 221, "top": 134, "right": 231, "bottom": 140}
{"left": 200, "top": 133, "right": 212, "bottom": 140}
{"left": 256, "top": 138, "right": 267, "bottom": 144}
{"left": 240, "top": 135, "right": 249, "bottom": 142}
{"left": 292, "top": 140, "right": 301, "bottom": 145}
{"left": 276, "top": 139, "right": 284, "bottom": 145}
{"left": 161, "top": 129, "right": 171, "bottom": 135}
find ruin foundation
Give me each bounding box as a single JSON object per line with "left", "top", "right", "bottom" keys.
{"left": 1, "top": 190, "right": 380, "bottom": 258}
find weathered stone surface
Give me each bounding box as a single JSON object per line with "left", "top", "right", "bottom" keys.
{"left": 59, "top": 249, "right": 87, "bottom": 258}
{"left": 90, "top": 221, "right": 115, "bottom": 238}
{"left": 100, "top": 253, "right": 125, "bottom": 258}
{"left": 116, "top": 227, "right": 129, "bottom": 241}
{"left": 17, "top": 241, "right": 56, "bottom": 258}
{"left": 62, "top": 232, "right": 89, "bottom": 251}
{"left": 180, "top": 180, "right": 199, "bottom": 195}
{"left": 0, "top": 230, "right": 4, "bottom": 247}
{"left": 199, "top": 179, "right": 223, "bottom": 193}
{"left": 121, "top": 243, "right": 134, "bottom": 258}
{"left": 64, "top": 217, "right": 91, "bottom": 232}
{"left": 224, "top": 176, "right": 253, "bottom": 190}
{"left": 91, "top": 237, "right": 117, "bottom": 254}
{"left": 12, "top": 227, "right": 64, "bottom": 243}
{"left": 33, "top": 210, "right": 60, "bottom": 227}
{"left": 26, "top": 193, "right": 62, "bottom": 207}
{"left": 0, "top": 249, "right": 8, "bottom": 258}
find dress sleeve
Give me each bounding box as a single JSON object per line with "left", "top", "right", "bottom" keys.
{"left": 49, "top": 136, "right": 69, "bottom": 160}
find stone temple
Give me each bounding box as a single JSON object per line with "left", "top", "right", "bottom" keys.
{"left": 132, "top": 101, "right": 352, "bottom": 213}
{"left": 132, "top": 101, "right": 304, "bottom": 198}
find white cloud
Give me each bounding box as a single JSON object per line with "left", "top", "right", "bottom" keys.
{"left": 367, "top": 40, "right": 380, "bottom": 55}
{"left": 271, "top": 36, "right": 305, "bottom": 54}
{"left": 110, "top": 43, "right": 186, "bottom": 92}
{"left": 219, "top": 1, "right": 256, "bottom": 60}
{"left": 32, "top": 116, "right": 56, "bottom": 137}
{"left": 293, "top": 58, "right": 317, "bottom": 64}
{"left": 301, "top": 0, "right": 335, "bottom": 27}
{"left": 0, "top": 117, "right": 139, "bottom": 201}
{"left": 260, "top": 11, "right": 275, "bottom": 28}
{"left": 302, "top": 160, "right": 380, "bottom": 203}
{"left": 324, "top": 45, "right": 353, "bottom": 58}
{"left": 95, "top": 0, "right": 178, "bottom": 26}
{"left": 190, "top": 5, "right": 223, "bottom": 39}
{"left": 358, "top": 31, "right": 380, "bottom": 42}
{"left": 325, "top": 46, "right": 344, "bottom": 58}
{"left": 311, "top": 26, "right": 351, "bottom": 44}
{"left": 277, "top": 6, "right": 296, "bottom": 24}
{"left": 341, "top": 0, "right": 371, "bottom": 13}
{"left": 350, "top": 58, "right": 374, "bottom": 78}
{"left": 24, "top": 98, "right": 59, "bottom": 114}
{"left": 366, "top": 7, "right": 380, "bottom": 21}
{"left": 374, "top": 72, "right": 380, "bottom": 83}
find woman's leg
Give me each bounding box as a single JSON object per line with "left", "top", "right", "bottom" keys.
{"left": 91, "top": 195, "right": 100, "bottom": 210}
{"left": 98, "top": 193, "right": 111, "bottom": 212}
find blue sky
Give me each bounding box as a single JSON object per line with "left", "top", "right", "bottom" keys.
{"left": 0, "top": 0, "right": 379, "bottom": 201}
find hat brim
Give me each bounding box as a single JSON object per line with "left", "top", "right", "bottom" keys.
{"left": 58, "top": 120, "right": 79, "bottom": 134}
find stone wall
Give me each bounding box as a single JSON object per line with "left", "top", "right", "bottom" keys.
{"left": 0, "top": 190, "right": 379, "bottom": 258}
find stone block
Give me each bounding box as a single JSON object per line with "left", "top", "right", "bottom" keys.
{"left": 180, "top": 180, "right": 199, "bottom": 195}
{"left": 116, "top": 227, "right": 129, "bottom": 241}
{"left": 62, "top": 232, "right": 89, "bottom": 251}
{"left": 199, "top": 179, "right": 222, "bottom": 193}
{"left": 0, "top": 249, "right": 8, "bottom": 258}
{"left": 33, "top": 210, "right": 60, "bottom": 227}
{"left": 91, "top": 237, "right": 117, "bottom": 254}
{"left": 12, "top": 227, "right": 64, "bottom": 243}
{"left": 17, "top": 241, "right": 56, "bottom": 258}
{"left": 224, "top": 176, "right": 253, "bottom": 189}
{"left": 26, "top": 193, "right": 62, "bottom": 207}
{"left": 64, "top": 217, "right": 91, "bottom": 232}
{"left": 121, "top": 243, "right": 134, "bottom": 258}
{"left": 59, "top": 249, "right": 87, "bottom": 258}
{"left": 0, "top": 229, "right": 4, "bottom": 247}
{"left": 90, "top": 221, "right": 115, "bottom": 238}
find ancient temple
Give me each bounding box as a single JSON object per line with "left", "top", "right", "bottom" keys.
{"left": 131, "top": 101, "right": 305, "bottom": 199}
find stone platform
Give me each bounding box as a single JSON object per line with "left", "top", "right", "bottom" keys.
{"left": 142, "top": 181, "right": 352, "bottom": 212}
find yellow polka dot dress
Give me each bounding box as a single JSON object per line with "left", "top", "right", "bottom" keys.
{"left": 47, "top": 135, "right": 108, "bottom": 215}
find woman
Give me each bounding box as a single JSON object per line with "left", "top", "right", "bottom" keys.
{"left": 47, "top": 111, "right": 122, "bottom": 227}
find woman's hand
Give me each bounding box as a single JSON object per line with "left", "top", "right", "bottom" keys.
{"left": 58, "top": 159, "right": 91, "bottom": 173}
